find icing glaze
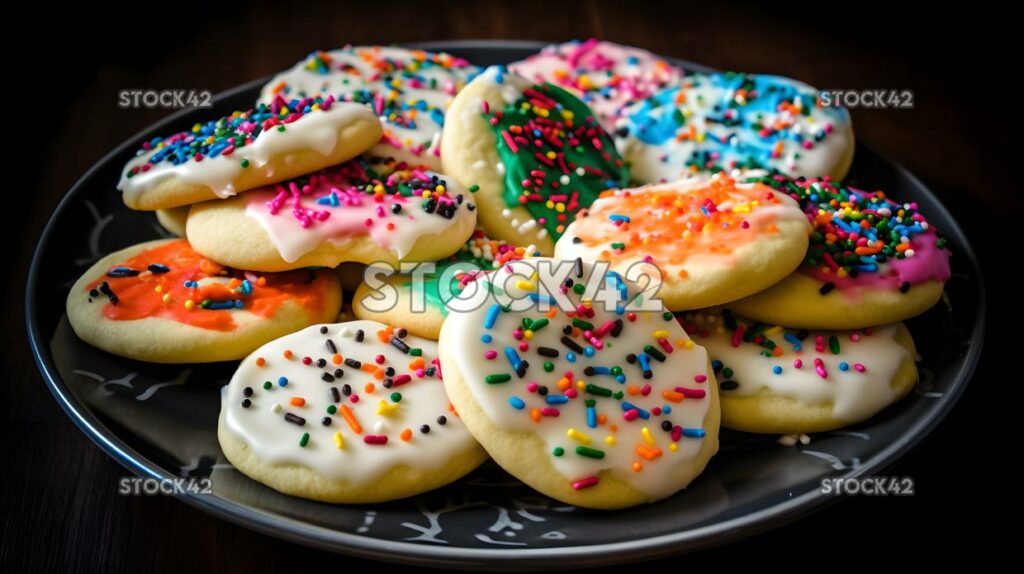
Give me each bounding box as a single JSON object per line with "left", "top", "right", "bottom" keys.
{"left": 243, "top": 158, "right": 476, "bottom": 263}
{"left": 222, "top": 319, "right": 478, "bottom": 483}
{"left": 509, "top": 39, "right": 683, "bottom": 130}
{"left": 119, "top": 97, "right": 377, "bottom": 204}
{"left": 397, "top": 229, "right": 538, "bottom": 313}
{"left": 681, "top": 310, "right": 913, "bottom": 423}
{"left": 260, "top": 46, "right": 479, "bottom": 169}
{"left": 751, "top": 175, "right": 952, "bottom": 295}
{"left": 84, "top": 239, "right": 334, "bottom": 331}
{"left": 444, "top": 258, "right": 715, "bottom": 500}
{"left": 556, "top": 175, "right": 810, "bottom": 280}
{"left": 616, "top": 72, "right": 854, "bottom": 183}
{"left": 476, "top": 66, "right": 629, "bottom": 242}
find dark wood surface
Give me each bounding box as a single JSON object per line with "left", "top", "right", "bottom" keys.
{"left": 4, "top": 1, "right": 1010, "bottom": 570}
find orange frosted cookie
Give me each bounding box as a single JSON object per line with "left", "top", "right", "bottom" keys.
{"left": 555, "top": 175, "right": 811, "bottom": 311}
{"left": 66, "top": 239, "right": 341, "bottom": 363}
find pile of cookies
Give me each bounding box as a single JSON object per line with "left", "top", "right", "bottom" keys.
{"left": 66, "top": 41, "right": 951, "bottom": 510}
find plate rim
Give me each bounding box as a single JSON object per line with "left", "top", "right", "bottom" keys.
{"left": 25, "top": 39, "right": 988, "bottom": 569}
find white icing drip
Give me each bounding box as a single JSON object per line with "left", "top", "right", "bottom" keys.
{"left": 444, "top": 258, "right": 715, "bottom": 500}
{"left": 118, "top": 103, "right": 376, "bottom": 204}
{"left": 259, "top": 46, "right": 479, "bottom": 170}
{"left": 243, "top": 169, "right": 475, "bottom": 263}
{"left": 687, "top": 312, "right": 911, "bottom": 422}
{"left": 222, "top": 319, "right": 477, "bottom": 483}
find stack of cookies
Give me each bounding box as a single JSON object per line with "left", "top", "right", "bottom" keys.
{"left": 65, "top": 41, "right": 951, "bottom": 510}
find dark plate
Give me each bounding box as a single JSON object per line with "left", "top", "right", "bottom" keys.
{"left": 26, "top": 41, "right": 986, "bottom": 569}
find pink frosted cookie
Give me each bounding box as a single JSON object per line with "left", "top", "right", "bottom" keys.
{"left": 186, "top": 157, "right": 477, "bottom": 272}
{"left": 729, "top": 175, "right": 952, "bottom": 329}
{"left": 510, "top": 39, "right": 683, "bottom": 130}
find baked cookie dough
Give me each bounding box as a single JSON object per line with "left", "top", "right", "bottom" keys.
{"left": 509, "top": 39, "right": 683, "bottom": 130}
{"left": 441, "top": 65, "right": 630, "bottom": 255}
{"left": 155, "top": 206, "right": 190, "bottom": 237}
{"left": 260, "top": 45, "right": 479, "bottom": 170}
{"left": 555, "top": 174, "right": 811, "bottom": 311}
{"left": 66, "top": 239, "right": 341, "bottom": 363}
{"left": 680, "top": 310, "right": 917, "bottom": 434}
{"left": 615, "top": 72, "right": 855, "bottom": 183}
{"left": 440, "top": 257, "right": 719, "bottom": 509}
{"left": 729, "top": 176, "right": 951, "bottom": 329}
{"left": 119, "top": 97, "right": 382, "bottom": 210}
{"left": 352, "top": 229, "right": 538, "bottom": 339}
{"left": 219, "top": 319, "right": 487, "bottom": 503}
{"left": 186, "top": 157, "right": 477, "bottom": 272}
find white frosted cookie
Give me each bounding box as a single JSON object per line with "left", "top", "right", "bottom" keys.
{"left": 218, "top": 319, "right": 487, "bottom": 503}
{"left": 509, "top": 39, "right": 683, "bottom": 131}
{"left": 680, "top": 310, "right": 917, "bottom": 434}
{"left": 728, "top": 176, "right": 952, "bottom": 329}
{"left": 441, "top": 66, "right": 630, "bottom": 255}
{"left": 66, "top": 239, "right": 342, "bottom": 363}
{"left": 156, "top": 206, "right": 189, "bottom": 236}
{"left": 352, "top": 229, "right": 538, "bottom": 340}
{"left": 555, "top": 174, "right": 811, "bottom": 311}
{"left": 119, "top": 97, "right": 382, "bottom": 210}
{"left": 616, "top": 72, "right": 855, "bottom": 184}
{"left": 186, "top": 158, "right": 477, "bottom": 272}
{"left": 440, "top": 258, "right": 720, "bottom": 509}
{"left": 260, "top": 46, "right": 479, "bottom": 170}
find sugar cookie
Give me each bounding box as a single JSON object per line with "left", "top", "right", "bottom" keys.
{"left": 66, "top": 239, "right": 341, "bottom": 363}
{"left": 615, "top": 72, "right": 854, "bottom": 184}
{"left": 119, "top": 96, "right": 382, "bottom": 210}
{"left": 186, "top": 158, "right": 477, "bottom": 272}
{"left": 439, "top": 258, "right": 719, "bottom": 509}
{"left": 680, "top": 310, "right": 917, "bottom": 434}
{"left": 218, "top": 319, "right": 487, "bottom": 503}
{"left": 260, "top": 46, "right": 479, "bottom": 170}
{"left": 156, "top": 206, "right": 189, "bottom": 237}
{"left": 440, "top": 66, "right": 630, "bottom": 255}
{"left": 352, "top": 229, "right": 539, "bottom": 339}
{"left": 729, "top": 176, "right": 951, "bottom": 329}
{"left": 509, "top": 39, "right": 683, "bottom": 131}
{"left": 555, "top": 175, "right": 811, "bottom": 311}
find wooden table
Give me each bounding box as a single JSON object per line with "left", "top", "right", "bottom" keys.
{"left": 4, "top": 1, "right": 1007, "bottom": 569}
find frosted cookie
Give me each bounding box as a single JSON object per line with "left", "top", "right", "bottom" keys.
{"left": 616, "top": 72, "right": 855, "bottom": 184}
{"left": 260, "top": 46, "right": 479, "bottom": 170}
{"left": 509, "top": 39, "right": 683, "bottom": 130}
{"left": 66, "top": 239, "right": 341, "bottom": 363}
{"left": 156, "top": 206, "right": 189, "bottom": 236}
{"left": 439, "top": 258, "right": 719, "bottom": 509}
{"left": 186, "top": 157, "right": 477, "bottom": 272}
{"left": 353, "top": 229, "right": 539, "bottom": 339}
{"left": 729, "top": 176, "right": 951, "bottom": 329}
{"left": 218, "top": 319, "right": 487, "bottom": 503}
{"left": 555, "top": 174, "right": 811, "bottom": 311}
{"left": 680, "top": 310, "right": 917, "bottom": 433}
{"left": 119, "top": 96, "right": 382, "bottom": 210}
{"left": 440, "top": 66, "right": 630, "bottom": 255}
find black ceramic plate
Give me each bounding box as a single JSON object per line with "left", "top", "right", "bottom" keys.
{"left": 27, "top": 41, "right": 986, "bottom": 569}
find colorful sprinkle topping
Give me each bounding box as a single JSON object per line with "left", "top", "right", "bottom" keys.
{"left": 749, "top": 174, "right": 952, "bottom": 291}
{"left": 85, "top": 240, "right": 333, "bottom": 331}
{"left": 483, "top": 73, "right": 629, "bottom": 240}
{"left": 125, "top": 95, "right": 339, "bottom": 177}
